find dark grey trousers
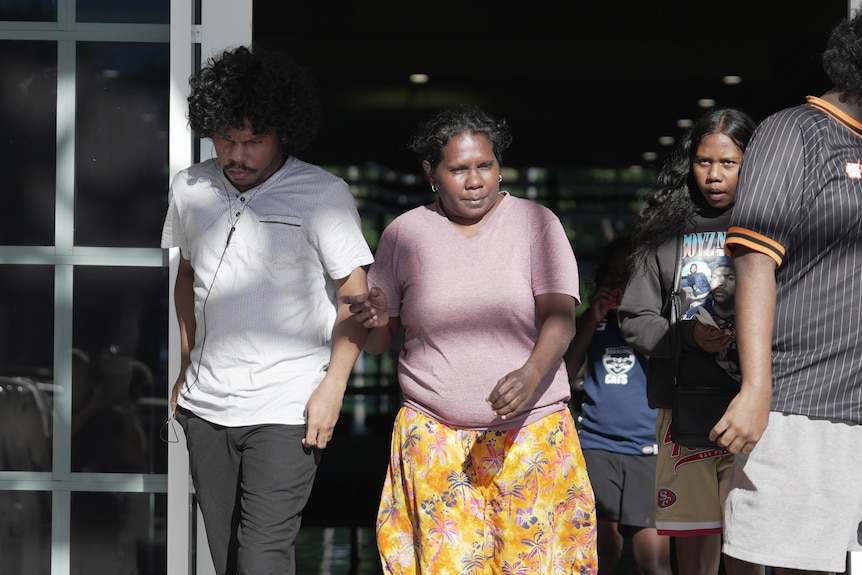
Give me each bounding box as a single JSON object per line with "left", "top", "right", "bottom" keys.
{"left": 177, "top": 408, "right": 319, "bottom": 575}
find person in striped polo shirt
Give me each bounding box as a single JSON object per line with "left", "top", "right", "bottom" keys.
{"left": 716, "top": 11, "right": 862, "bottom": 574}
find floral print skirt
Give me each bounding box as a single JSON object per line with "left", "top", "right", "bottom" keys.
{"left": 376, "top": 406, "right": 597, "bottom": 574}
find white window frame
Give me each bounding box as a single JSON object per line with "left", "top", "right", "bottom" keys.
{"left": 167, "top": 3, "right": 252, "bottom": 574}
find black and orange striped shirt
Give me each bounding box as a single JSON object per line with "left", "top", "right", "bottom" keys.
{"left": 726, "top": 96, "right": 862, "bottom": 424}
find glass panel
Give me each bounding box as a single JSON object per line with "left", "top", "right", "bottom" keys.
{"left": 72, "top": 266, "right": 168, "bottom": 474}
{"left": 0, "top": 265, "right": 54, "bottom": 472}
{"left": 76, "top": 0, "right": 169, "bottom": 24}
{"left": 0, "top": 0, "right": 56, "bottom": 21}
{"left": 70, "top": 492, "right": 166, "bottom": 575}
{"left": 0, "top": 491, "right": 51, "bottom": 574}
{"left": 0, "top": 41, "right": 57, "bottom": 246}
{"left": 0, "top": 376, "right": 54, "bottom": 473}
{"left": 75, "top": 42, "right": 169, "bottom": 248}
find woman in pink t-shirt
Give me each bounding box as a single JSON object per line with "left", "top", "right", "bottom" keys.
{"left": 346, "top": 105, "right": 597, "bottom": 574}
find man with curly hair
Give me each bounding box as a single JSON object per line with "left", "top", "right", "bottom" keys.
{"left": 160, "top": 45, "right": 373, "bottom": 574}
{"left": 717, "top": 10, "right": 862, "bottom": 574}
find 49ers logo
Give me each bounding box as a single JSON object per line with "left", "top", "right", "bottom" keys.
{"left": 657, "top": 488, "right": 677, "bottom": 509}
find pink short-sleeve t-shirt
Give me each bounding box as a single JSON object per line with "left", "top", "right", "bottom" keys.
{"left": 369, "top": 192, "right": 580, "bottom": 430}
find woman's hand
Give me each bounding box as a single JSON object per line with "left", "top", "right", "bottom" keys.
{"left": 341, "top": 286, "right": 389, "bottom": 329}
{"left": 692, "top": 321, "right": 733, "bottom": 353}
{"left": 487, "top": 365, "right": 541, "bottom": 420}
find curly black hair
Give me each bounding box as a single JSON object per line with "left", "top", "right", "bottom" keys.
{"left": 630, "top": 107, "right": 756, "bottom": 270}
{"left": 187, "top": 45, "right": 320, "bottom": 156}
{"left": 408, "top": 104, "right": 513, "bottom": 169}
{"left": 822, "top": 9, "right": 862, "bottom": 102}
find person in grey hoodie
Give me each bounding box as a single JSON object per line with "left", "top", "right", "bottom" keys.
{"left": 618, "top": 107, "right": 761, "bottom": 575}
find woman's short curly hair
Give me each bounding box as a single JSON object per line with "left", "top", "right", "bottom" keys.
{"left": 187, "top": 45, "right": 320, "bottom": 155}
{"left": 408, "top": 104, "right": 512, "bottom": 169}
{"left": 822, "top": 10, "right": 862, "bottom": 98}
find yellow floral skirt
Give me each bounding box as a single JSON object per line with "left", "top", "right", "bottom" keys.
{"left": 376, "top": 406, "right": 597, "bottom": 574}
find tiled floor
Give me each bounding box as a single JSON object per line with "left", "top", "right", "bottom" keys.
{"left": 296, "top": 527, "right": 382, "bottom": 575}
{"left": 294, "top": 526, "right": 643, "bottom": 574}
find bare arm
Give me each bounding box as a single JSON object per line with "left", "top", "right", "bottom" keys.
{"left": 488, "top": 293, "right": 577, "bottom": 419}
{"left": 710, "top": 246, "right": 776, "bottom": 454}
{"left": 170, "top": 255, "right": 196, "bottom": 417}
{"left": 342, "top": 286, "right": 401, "bottom": 355}
{"left": 303, "top": 266, "right": 370, "bottom": 449}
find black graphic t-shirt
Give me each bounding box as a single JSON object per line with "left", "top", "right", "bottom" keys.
{"left": 619, "top": 208, "right": 739, "bottom": 408}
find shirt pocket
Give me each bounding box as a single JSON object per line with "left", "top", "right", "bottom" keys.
{"left": 255, "top": 214, "right": 306, "bottom": 267}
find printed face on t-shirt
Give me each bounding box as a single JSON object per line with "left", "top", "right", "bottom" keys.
{"left": 709, "top": 265, "right": 736, "bottom": 304}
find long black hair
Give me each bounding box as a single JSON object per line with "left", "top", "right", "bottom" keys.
{"left": 630, "top": 107, "right": 756, "bottom": 270}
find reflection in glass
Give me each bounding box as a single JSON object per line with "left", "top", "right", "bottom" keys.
{"left": 0, "top": 41, "right": 57, "bottom": 246}
{"left": 0, "top": 491, "right": 51, "bottom": 574}
{"left": 0, "top": 267, "right": 54, "bottom": 475}
{"left": 0, "top": 0, "right": 56, "bottom": 21}
{"left": 72, "top": 266, "right": 168, "bottom": 474}
{"left": 0, "top": 377, "right": 53, "bottom": 473}
{"left": 75, "top": 42, "right": 169, "bottom": 248}
{"left": 76, "top": 0, "right": 169, "bottom": 24}
{"left": 71, "top": 492, "right": 166, "bottom": 575}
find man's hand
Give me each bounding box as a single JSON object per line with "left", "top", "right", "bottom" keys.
{"left": 710, "top": 385, "right": 771, "bottom": 454}
{"left": 302, "top": 379, "right": 344, "bottom": 449}
{"left": 170, "top": 376, "right": 185, "bottom": 418}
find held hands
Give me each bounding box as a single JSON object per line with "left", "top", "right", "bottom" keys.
{"left": 341, "top": 287, "right": 389, "bottom": 329}
{"left": 692, "top": 321, "right": 733, "bottom": 353}
{"left": 487, "top": 365, "right": 540, "bottom": 420}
